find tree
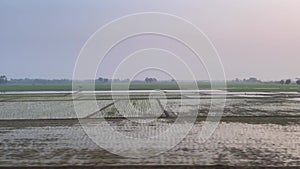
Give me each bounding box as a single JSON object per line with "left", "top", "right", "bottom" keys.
{"left": 145, "top": 77, "right": 158, "bottom": 83}
{"left": 98, "top": 77, "right": 109, "bottom": 83}
{"left": 285, "top": 79, "right": 291, "bottom": 85}
{"left": 103, "top": 78, "right": 109, "bottom": 83}
{"left": 235, "top": 78, "right": 240, "bottom": 83}
{"left": 296, "top": 80, "right": 300, "bottom": 85}
{"left": 98, "top": 77, "right": 103, "bottom": 82}
{"left": 280, "top": 80, "right": 285, "bottom": 85}
{"left": 0, "top": 75, "right": 8, "bottom": 84}
{"left": 243, "top": 77, "right": 261, "bottom": 84}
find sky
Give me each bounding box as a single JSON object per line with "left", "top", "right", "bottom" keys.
{"left": 0, "top": 0, "right": 300, "bottom": 81}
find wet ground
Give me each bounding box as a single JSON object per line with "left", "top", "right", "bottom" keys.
{"left": 0, "top": 91, "right": 299, "bottom": 167}
{"left": 0, "top": 118, "right": 299, "bottom": 167}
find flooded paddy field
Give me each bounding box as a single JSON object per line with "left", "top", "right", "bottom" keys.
{"left": 0, "top": 91, "right": 299, "bottom": 167}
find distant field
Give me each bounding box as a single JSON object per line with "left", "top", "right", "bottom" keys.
{"left": 226, "top": 83, "right": 300, "bottom": 92}
{"left": 0, "top": 83, "right": 300, "bottom": 92}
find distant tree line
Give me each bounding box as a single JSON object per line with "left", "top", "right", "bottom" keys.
{"left": 1, "top": 74, "right": 300, "bottom": 85}
{"left": 96, "top": 77, "right": 132, "bottom": 83}
{"left": 9, "top": 78, "right": 71, "bottom": 85}
{"left": 233, "top": 77, "right": 300, "bottom": 85}
{"left": 0, "top": 75, "right": 71, "bottom": 85}
{"left": 234, "top": 77, "right": 262, "bottom": 84}
{"left": 97, "top": 77, "right": 160, "bottom": 83}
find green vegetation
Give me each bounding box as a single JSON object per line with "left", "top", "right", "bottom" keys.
{"left": 0, "top": 83, "right": 300, "bottom": 92}
{"left": 225, "top": 83, "right": 300, "bottom": 92}
{"left": 0, "top": 85, "right": 73, "bottom": 91}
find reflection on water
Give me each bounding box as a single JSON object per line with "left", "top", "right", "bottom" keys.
{"left": 0, "top": 92, "right": 299, "bottom": 167}
{"left": 0, "top": 119, "right": 299, "bottom": 166}
{"left": 0, "top": 97, "right": 300, "bottom": 119}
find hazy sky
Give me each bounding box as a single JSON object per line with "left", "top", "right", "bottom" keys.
{"left": 0, "top": 0, "right": 299, "bottom": 80}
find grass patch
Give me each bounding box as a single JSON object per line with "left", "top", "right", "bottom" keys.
{"left": 0, "top": 83, "right": 300, "bottom": 92}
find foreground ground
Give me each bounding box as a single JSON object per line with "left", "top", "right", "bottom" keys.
{"left": 0, "top": 117, "right": 299, "bottom": 167}
{"left": 0, "top": 90, "right": 299, "bottom": 167}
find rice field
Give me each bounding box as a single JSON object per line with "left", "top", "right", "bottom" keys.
{"left": 0, "top": 88, "right": 299, "bottom": 168}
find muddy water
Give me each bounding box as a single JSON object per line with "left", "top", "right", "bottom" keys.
{"left": 0, "top": 97, "right": 300, "bottom": 119}
{"left": 0, "top": 93, "right": 300, "bottom": 167}
{"left": 0, "top": 119, "right": 299, "bottom": 166}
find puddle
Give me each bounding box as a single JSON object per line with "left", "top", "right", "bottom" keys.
{"left": 288, "top": 98, "right": 300, "bottom": 101}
